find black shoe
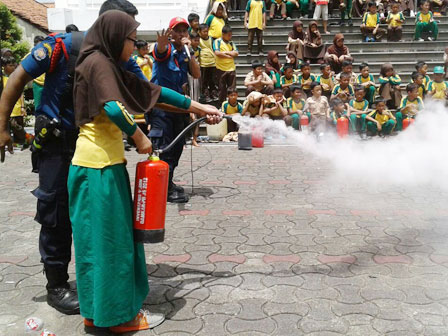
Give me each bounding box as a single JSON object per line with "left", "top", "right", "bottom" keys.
{"left": 167, "top": 190, "right": 189, "bottom": 203}
{"left": 339, "top": 20, "right": 346, "bottom": 26}
{"left": 47, "top": 286, "right": 80, "bottom": 315}
{"left": 348, "top": 19, "right": 353, "bottom": 26}
{"left": 171, "top": 182, "right": 185, "bottom": 193}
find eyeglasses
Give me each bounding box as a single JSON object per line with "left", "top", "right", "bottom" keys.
{"left": 127, "top": 37, "right": 137, "bottom": 44}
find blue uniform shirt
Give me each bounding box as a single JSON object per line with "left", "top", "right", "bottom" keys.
{"left": 21, "top": 33, "right": 146, "bottom": 130}
{"left": 151, "top": 43, "right": 190, "bottom": 94}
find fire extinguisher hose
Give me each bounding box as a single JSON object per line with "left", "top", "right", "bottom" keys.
{"left": 154, "top": 115, "right": 232, "bottom": 155}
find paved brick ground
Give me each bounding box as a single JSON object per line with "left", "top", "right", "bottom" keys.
{"left": 1, "top": 144, "right": 448, "bottom": 335}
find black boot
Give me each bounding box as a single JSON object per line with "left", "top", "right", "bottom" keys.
{"left": 45, "top": 266, "right": 80, "bottom": 315}
{"left": 167, "top": 173, "right": 189, "bottom": 203}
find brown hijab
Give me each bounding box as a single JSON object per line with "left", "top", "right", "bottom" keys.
{"left": 307, "top": 21, "right": 321, "bottom": 44}
{"left": 289, "top": 20, "right": 305, "bottom": 40}
{"left": 327, "top": 33, "right": 348, "bottom": 57}
{"left": 74, "top": 10, "right": 161, "bottom": 126}
{"left": 265, "top": 50, "right": 281, "bottom": 74}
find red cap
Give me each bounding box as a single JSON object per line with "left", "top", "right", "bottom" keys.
{"left": 169, "top": 17, "right": 189, "bottom": 30}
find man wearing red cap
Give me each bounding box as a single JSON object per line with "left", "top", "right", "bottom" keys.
{"left": 149, "top": 17, "right": 201, "bottom": 203}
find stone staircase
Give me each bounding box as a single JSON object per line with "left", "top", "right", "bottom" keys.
{"left": 227, "top": 10, "right": 448, "bottom": 97}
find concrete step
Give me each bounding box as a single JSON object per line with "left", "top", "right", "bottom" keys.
{"left": 230, "top": 22, "right": 448, "bottom": 34}
{"left": 234, "top": 40, "right": 448, "bottom": 52}
{"left": 231, "top": 31, "right": 448, "bottom": 43}
{"left": 234, "top": 60, "right": 443, "bottom": 73}
{"left": 235, "top": 50, "right": 444, "bottom": 63}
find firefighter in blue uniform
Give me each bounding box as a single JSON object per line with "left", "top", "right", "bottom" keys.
{"left": 150, "top": 17, "right": 202, "bottom": 203}
{"left": 0, "top": 0, "right": 145, "bottom": 315}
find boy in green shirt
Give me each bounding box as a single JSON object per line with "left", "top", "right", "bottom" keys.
{"left": 280, "top": 64, "right": 298, "bottom": 98}
{"left": 285, "top": 85, "right": 307, "bottom": 129}
{"left": 395, "top": 83, "right": 424, "bottom": 131}
{"left": 366, "top": 98, "right": 396, "bottom": 136}
{"left": 348, "top": 85, "right": 369, "bottom": 138}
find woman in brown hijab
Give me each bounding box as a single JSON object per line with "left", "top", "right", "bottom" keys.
{"left": 303, "top": 21, "right": 326, "bottom": 64}
{"left": 265, "top": 50, "right": 282, "bottom": 88}
{"left": 69, "top": 10, "right": 220, "bottom": 333}
{"left": 324, "top": 33, "right": 353, "bottom": 73}
{"left": 287, "top": 20, "right": 306, "bottom": 61}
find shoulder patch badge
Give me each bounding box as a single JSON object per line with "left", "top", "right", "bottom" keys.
{"left": 33, "top": 48, "right": 47, "bottom": 61}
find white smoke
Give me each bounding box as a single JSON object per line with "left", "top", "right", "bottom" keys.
{"left": 233, "top": 100, "right": 448, "bottom": 190}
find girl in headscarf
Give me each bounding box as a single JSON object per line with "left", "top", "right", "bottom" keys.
{"left": 204, "top": 2, "right": 227, "bottom": 39}
{"left": 70, "top": 10, "right": 220, "bottom": 333}
{"left": 303, "top": 21, "right": 326, "bottom": 64}
{"left": 287, "top": 20, "right": 306, "bottom": 61}
{"left": 265, "top": 50, "right": 282, "bottom": 88}
{"left": 378, "top": 63, "right": 402, "bottom": 109}
{"left": 324, "top": 33, "right": 353, "bottom": 73}
{"left": 282, "top": 52, "right": 301, "bottom": 74}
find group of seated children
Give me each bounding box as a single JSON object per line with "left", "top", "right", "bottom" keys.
{"left": 229, "top": 55, "right": 448, "bottom": 138}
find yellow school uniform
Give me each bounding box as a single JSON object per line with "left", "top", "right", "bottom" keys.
{"left": 199, "top": 37, "right": 216, "bottom": 67}
{"left": 205, "top": 15, "right": 226, "bottom": 39}
{"left": 72, "top": 104, "right": 133, "bottom": 169}
{"left": 287, "top": 97, "right": 305, "bottom": 111}
{"left": 427, "top": 80, "right": 448, "bottom": 100}
{"left": 368, "top": 109, "right": 393, "bottom": 125}
{"left": 134, "top": 55, "right": 152, "bottom": 81}
{"left": 34, "top": 73, "right": 45, "bottom": 86}
{"left": 246, "top": 0, "right": 266, "bottom": 30}
{"left": 349, "top": 99, "right": 369, "bottom": 111}
{"left": 222, "top": 100, "right": 243, "bottom": 114}
{"left": 363, "top": 12, "right": 380, "bottom": 27}
{"left": 3, "top": 77, "right": 23, "bottom": 117}
{"left": 280, "top": 74, "right": 298, "bottom": 86}
{"left": 265, "top": 95, "right": 285, "bottom": 117}
{"left": 418, "top": 12, "right": 431, "bottom": 23}
{"left": 388, "top": 12, "right": 405, "bottom": 27}
{"left": 213, "top": 38, "right": 237, "bottom": 71}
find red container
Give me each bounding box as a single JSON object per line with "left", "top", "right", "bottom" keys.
{"left": 133, "top": 156, "right": 169, "bottom": 243}
{"left": 300, "top": 115, "right": 309, "bottom": 126}
{"left": 402, "top": 117, "right": 414, "bottom": 130}
{"left": 336, "top": 117, "right": 349, "bottom": 138}
{"left": 252, "top": 130, "right": 264, "bottom": 148}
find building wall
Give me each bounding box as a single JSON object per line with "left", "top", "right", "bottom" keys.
{"left": 47, "top": 0, "right": 209, "bottom": 38}
{"left": 16, "top": 17, "right": 47, "bottom": 46}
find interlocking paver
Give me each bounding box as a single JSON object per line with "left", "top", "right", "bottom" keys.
{"left": 2, "top": 145, "right": 448, "bottom": 335}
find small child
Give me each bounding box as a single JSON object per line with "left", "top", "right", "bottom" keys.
{"left": 396, "top": 83, "right": 424, "bottom": 131}
{"left": 286, "top": 84, "right": 307, "bottom": 129}
{"left": 270, "top": 0, "right": 287, "bottom": 20}
{"left": 335, "top": 60, "right": 357, "bottom": 85}
{"left": 243, "top": 91, "right": 265, "bottom": 117}
{"left": 213, "top": 25, "right": 239, "bottom": 103}
{"left": 366, "top": 98, "right": 396, "bottom": 136}
{"left": 356, "top": 62, "right": 376, "bottom": 106}
{"left": 427, "top": 66, "right": 448, "bottom": 101}
{"left": 3, "top": 57, "right": 27, "bottom": 147}
{"left": 317, "top": 63, "right": 335, "bottom": 99}
{"left": 303, "top": 81, "right": 331, "bottom": 131}
{"left": 411, "top": 71, "right": 427, "bottom": 100}
{"left": 198, "top": 24, "right": 217, "bottom": 103}
{"left": 244, "top": 59, "right": 274, "bottom": 95}
{"left": 348, "top": 85, "right": 370, "bottom": 138}
{"left": 297, "top": 62, "right": 316, "bottom": 97}
{"left": 188, "top": 13, "right": 200, "bottom": 35}
{"left": 415, "top": 1, "right": 438, "bottom": 41}
{"left": 245, "top": 0, "right": 267, "bottom": 55}
{"left": 330, "top": 98, "right": 348, "bottom": 127}
{"left": 313, "top": 0, "right": 330, "bottom": 34}
{"left": 361, "top": 2, "right": 386, "bottom": 42}
{"left": 133, "top": 40, "right": 153, "bottom": 81}
{"left": 280, "top": 64, "right": 298, "bottom": 98}
{"left": 379, "top": 62, "right": 402, "bottom": 109}
{"left": 331, "top": 72, "right": 354, "bottom": 103}
{"left": 387, "top": 2, "right": 405, "bottom": 41}
{"left": 205, "top": 2, "right": 227, "bottom": 39}
{"left": 262, "top": 88, "right": 288, "bottom": 120}
{"left": 415, "top": 61, "right": 431, "bottom": 90}
{"left": 222, "top": 87, "right": 243, "bottom": 132}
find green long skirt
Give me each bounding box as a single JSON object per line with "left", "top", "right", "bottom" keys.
{"left": 68, "top": 164, "right": 149, "bottom": 327}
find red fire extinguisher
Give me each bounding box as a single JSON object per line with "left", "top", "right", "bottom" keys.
{"left": 336, "top": 117, "right": 349, "bottom": 138}
{"left": 402, "top": 117, "right": 414, "bottom": 130}
{"left": 300, "top": 114, "right": 309, "bottom": 131}
{"left": 133, "top": 154, "right": 169, "bottom": 243}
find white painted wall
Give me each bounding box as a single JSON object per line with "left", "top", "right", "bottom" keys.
{"left": 16, "top": 17, "right": 48, "bottom": 47}
{"left": 47, "top": 0, "right": 210, "bottom": 36}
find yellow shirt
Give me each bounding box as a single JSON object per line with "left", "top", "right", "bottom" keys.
{"left": 3, "top": 77, "right": 24, "bottom": 117}
{"left": 418, "top": 12, "right": 431, "bottom": 23}
{"left": 368, "top": 110, "right": 393, "bottom": 125}
{"left": 134, "top": 55, "right": 152, "bottom": 81}
{"left": 287, "top": 97, "right": 305, "bottom": 111}
{"left": 222, "top": 100, "right": 243, "bottom": 114}
{"left": 428, "top": 80, "right": 448, "bottom": 100}
{"left": 388, "top": 12, "right": 404, "bottom": 27}
{"left": 199, "top": 37, "right": 216, "bottom": 67}
{"left": 213, "top": 38, "right": 237, "bottom": 72}
{"left": 265, "top": 96, "right": 285, "bottom": 117}
{"left": 247, "top": 0, "right": 266, "bottom": 30}
{"left": 363, "top": 12, "right": 379, "bottom": 27}
{"left": 72, "top": 109, "right": 127, "bottom": 169}
{"left": 34, "top": 73, "right": 45, "bottom": 86}
{"left": 206, "top": 15, "right": 226, "bottom": 39}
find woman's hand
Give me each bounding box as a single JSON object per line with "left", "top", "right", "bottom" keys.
{"left": 131, "top": 128, "right": 153, "bottom": 154}
{"left": 189, "top": 101, "right": 223, "bottom": 125}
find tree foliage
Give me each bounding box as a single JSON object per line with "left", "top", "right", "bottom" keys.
{"left": 0, "top": 4, "right": 30, "bottom": 61}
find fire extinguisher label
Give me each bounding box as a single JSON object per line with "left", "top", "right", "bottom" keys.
{"left": 135, "top": 177, "right": 148, "bottom": 226}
